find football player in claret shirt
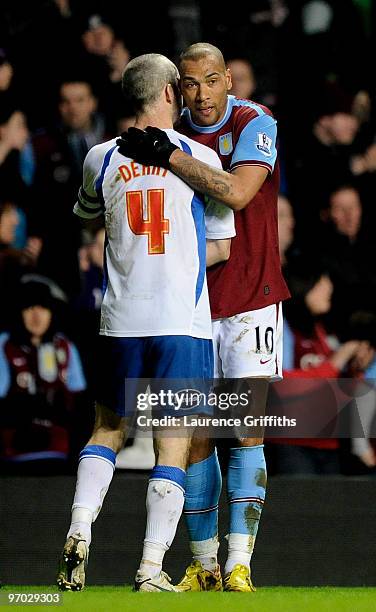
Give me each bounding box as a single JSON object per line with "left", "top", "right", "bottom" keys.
{"left": 121, "top": 43, "right": 290, "bottom": 592}
{"left": 56, "top": 53, "right": 235, "bottom": 593}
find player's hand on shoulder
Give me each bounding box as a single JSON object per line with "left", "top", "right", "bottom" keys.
{"left": 116, "top": 126, "right": 178, "bottom": 169}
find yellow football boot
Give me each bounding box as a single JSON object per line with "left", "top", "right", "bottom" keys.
{"left": 223, "top": 564, "right": 256, "bottom": 592}
{"left": 175, "top": 560, "right": 222, "bottom": 592}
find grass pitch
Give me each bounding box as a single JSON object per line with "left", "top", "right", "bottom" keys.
{"left": 2, "top": 586, "right": 376, "bottom": 612}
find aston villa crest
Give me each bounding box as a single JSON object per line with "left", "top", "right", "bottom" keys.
{"left": 219, "top": 132, "right": 233, "bottom": 155}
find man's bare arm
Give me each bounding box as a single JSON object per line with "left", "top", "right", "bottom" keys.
{"left": 169, "top": 149, "right": 268, "bottom": 211}
{"left": 206, "top": 238, "right": 231, "bottom": 267}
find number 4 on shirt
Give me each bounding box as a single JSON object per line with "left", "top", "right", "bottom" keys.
{"left": 126, "top": 189, "right": 170, "bottom": 254}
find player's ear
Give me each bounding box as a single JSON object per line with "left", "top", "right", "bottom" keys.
{"left": 165, "top": 83, "right": 174, "bottom": 105}
{"left": 166, "top": 82, "right": 181, "bottom": 106}
{"left": 225, "top": 68, "right": 232, "bottom": 92}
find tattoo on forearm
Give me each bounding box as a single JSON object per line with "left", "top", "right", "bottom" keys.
{"left": 172, "top": 153, "right": 232, "bottom": 201}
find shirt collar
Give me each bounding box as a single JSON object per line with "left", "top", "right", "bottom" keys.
{"left": 182, "top": 96, "right": 235, "bottom": 134}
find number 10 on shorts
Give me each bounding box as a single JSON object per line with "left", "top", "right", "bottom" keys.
{"left": 255, "top": 325, "right": 274, "bottom": 355}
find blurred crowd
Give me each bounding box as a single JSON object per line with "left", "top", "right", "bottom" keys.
{"left": 1, "top": 0, "right": 376, "bottom": 476}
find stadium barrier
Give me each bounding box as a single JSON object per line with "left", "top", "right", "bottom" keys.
{"left": 1, "top": 474, "right": 375, "bottom": 586}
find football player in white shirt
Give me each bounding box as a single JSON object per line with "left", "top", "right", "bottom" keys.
{"left": 57, "top": 54, "right": 235, "bottom": 593}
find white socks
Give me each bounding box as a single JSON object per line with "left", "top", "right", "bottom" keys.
{"left": 224, "top": 533, "right": 256, "bottom": 574}
{"left": 67, "top": 507, "right": 93, "bottom": 546}
{"left": 191, "top": 537, "right": 219, "bottom": 572}
{"left": 67, "top": 446, "right": 116, "bottom": 546}
{"left": 139, "top": 473, "right": 185, "bottom": 577}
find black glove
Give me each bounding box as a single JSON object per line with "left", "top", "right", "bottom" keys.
{"left": 116, "top": 126, "right": 178, "bottom": 169}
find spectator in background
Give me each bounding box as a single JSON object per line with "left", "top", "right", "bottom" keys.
{"left": 31, "top": 78, "right": 110, "bottom": 298}
{"left": 199, "top": 1, "right": 286, "bottom": 110}
{"left": 78, "top": 14, "right": 131, "bottom": 130}
{"left": 81, "top": 14, "right": 130, "bottom": 81}
{"left": 271, "top": 261, "right": 373, "bottom": 475}
{"left": 288, "top": 86, "right": 376, "bottom": 238}
{"left": 74, "top": 227, "right": 104, "bottom": 385}
{"left": 0, "top": 201, "right": 42, "bottom": 330}
{"left": 277, "top": 194, "right": 295, "bottom": 267}
{"left": 348, "top": 312, "right": 376, "bottom": 474}
{"left": 0, "top": 110, "right": 32, "bottom": 202}
{"left": 277, "top": 193, "right": 307, "bottom": 288}
{"left": 0, "top": 46, "right": 36, "bottom": 181}
{"left": 0, "top": 50, "right": 37, "bottom": 242}
{"left": 76, "top": 227, "right": 105, "bottom": 313}
{"left": 1, "top": 1, "right": 83, "bottom": 128}
{"left": 349, "top": 92, "right": 376, "bottom": 222}
{"left": 282, "top": 266, "right": 359, "bottom": 375}
{"left": 0, "top": 277, "right": 86, "bottom": 474}
{"left": 227, "top": 58, "right": 256, "bottom": 100}
{"left": 321, "top": 185, "right": 376, "bottom": 336}
{"left": 278, "top": 0, "right": 369, "bottom": 183}
{"left": 327, "top": 184, "right": 362, "bottom": 242}
{"left": 0, "top": 201, "right": 18, "bottom": 249}
{"left": 57, "top": 80, "right": 107, "bottom": 178}
{"left": 352, "top": 139, "right": 376, "bottom": 177}
{"left": 290, "top": 101, "right": 362, "bottom": 237}
{"left": 0, "top": 47, "right": 14, "bottom": 103}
